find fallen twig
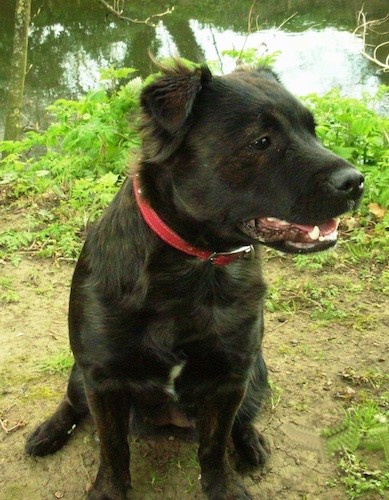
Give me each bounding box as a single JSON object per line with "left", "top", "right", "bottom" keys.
{"left": 0, "top": 417, "right": 26, "bottom": 434}
{"left": 268, "top": 319, "right": 289, "bottom": 332}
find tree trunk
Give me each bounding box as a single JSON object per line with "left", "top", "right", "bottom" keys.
{"left": 4, "top": 0, "right": 32, "bottom": 141}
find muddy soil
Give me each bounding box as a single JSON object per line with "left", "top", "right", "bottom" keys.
{"left": 0, "top": 250, "right": 388, "bottom": 499}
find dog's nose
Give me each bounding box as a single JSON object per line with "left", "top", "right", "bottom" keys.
{"left": 328, "top": 167, "right": 364, "bottom": 199}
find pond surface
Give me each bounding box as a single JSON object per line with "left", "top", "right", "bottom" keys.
{"left": 0, "top": 0, "right": 388, "bottom": 136}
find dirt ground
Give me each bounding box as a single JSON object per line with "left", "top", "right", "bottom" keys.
{"left": 0, "top": 247, "right": 388, "bottom": 499}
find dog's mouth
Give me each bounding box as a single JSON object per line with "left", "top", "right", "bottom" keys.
{"left": 239, "top": 216, "right": 340, "bottom": 253}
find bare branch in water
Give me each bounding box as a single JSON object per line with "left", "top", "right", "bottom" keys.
{"left": 354, "top": 9, "right": 389, "bottom": 72}
{"left": 97, "top": 0, "right": 174, "bottom": 28}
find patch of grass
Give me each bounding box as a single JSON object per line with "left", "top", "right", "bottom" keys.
{"left": 1, "top": 484, "right": 26, "bottom": 500}
{"left": 266, "top": 278, "right": 354, "bottom": 323}
{"left": 337, "top": 450, "right": 389, "bottom": 499}
{"left": 0, "top": 277, "right": 20, "bottom": 303}
{"left": 150, "top": 472, "right": 164, "bottom": 486}
{"left": 0, "top": 276, "right": 15, "bottom": 289}
{"left": 266, "top": 270, "right": 380, "bottom": 327}
{"left": 310, "top": 300, "right": 348, "bottom": 322}
{"left": 0, "top": 367, "right": 41, "bottom": 390}
{"left": 37, "top": 350, "right": 73, "bottom": 376}
{"left": 185, "top": 476, "right": 197, "bottom": 493}
{"left": 169, "top": 450, "right": 199, "bottom": 493}
{"left": 266, "top": 284, "right": 297, "bottom": 314}
{"left": 268, "top": 380, "right": 283, "bottom": 410}
{"left": 0, "top": 230, "right": 34, "bottom": 256}
{"left": 323, "top": 401, "right": 389, "bottom": 498}
{"left": 293, "top": 249, "right": 338, "bottom": 270}
{"left": 26, "top": 386, "right": 58, "bottom": 401}
{"left": 341, "top": 367, "right": 388, "bottom": 390}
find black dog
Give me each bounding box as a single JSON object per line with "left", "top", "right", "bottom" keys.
{"left": 26, "top": 61, "right": 363, "bottom": 499}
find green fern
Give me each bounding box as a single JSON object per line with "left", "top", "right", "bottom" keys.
{"left": 324, "top": 420, "right": 361, "bottom": 454}
{"left": 323, "top": 406, "right": 389, "bottom": 461}
{"left": 365, "top": 425, "right": 389, "bottom": 462}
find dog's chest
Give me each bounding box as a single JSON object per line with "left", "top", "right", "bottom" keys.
{"left": 164, "top": 362, "right": 186, "bottom": 398}
{"left": 113, "top": 263, "right": 266, "bottom": 396}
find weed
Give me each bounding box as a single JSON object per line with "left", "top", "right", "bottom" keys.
{"left": 0, "top": 290, "right": 20, "bottom": 303}
{"left": 0, "top": 277, "right": 20, "bottom": 303}
{"left": 323, "top": 401, "right": 389, "bottom": 498}
{"left": 0, "top": 230, "right": 34, "bottom": 256}
{"left": 314, "top": 350, "right": 327, "bottom": 361}
{"left": 338, "top": 450, "right": 389, "bottom": 498}
{"left": 303, "top": 87, "right": 389, "bottom": 212}
{"left": 0, "top": 67, "right": 141, "bottom": 260}
{"left": 266, "top": 285, "right": 296, "bottom": 314}
{"left": 298, "top": 344, "right": 311, "bottom": 356}
{"left": 37, "top": 350, "right": 73, "bottom": 376}
{"left": 278, "top": 344, "right": 294, "bottom": 356}
{"left": 324, "top": 402, "right": 388, "bottom": 453}
{"left": 34, "top": 285, "right": 55, "bottom": 297}
{"left": 266, "top": 278, "right": 353, "bottom": 323}
{"left": 185, "top": 476, "right": 197, "bottom": 493}
{"left": 268, "top": 380, "right": 282, "bottom": 410}
{"left": 150, "top": 472, "right": 164, "bottom": 486}
{"left": 293, "top": 250, "right": 338, "bottom": 271}
{"left": 0, "top": 277, "right": 13, "bottom": 288}
{"left": 341, "top": 367, "right": 388, "bottom": 390}
{"left": 26, "top": 386, "right": 58, "bottom": 401}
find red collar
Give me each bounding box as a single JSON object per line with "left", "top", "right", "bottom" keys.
{"left": 133, "top": 175, "right": 254, "bottom": 266}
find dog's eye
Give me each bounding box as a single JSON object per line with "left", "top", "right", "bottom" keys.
{"left": 248, "top": 136, "right": 271, "bottom": 151}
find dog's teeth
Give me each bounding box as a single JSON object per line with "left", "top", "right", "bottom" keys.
{"left": 247, "top": 219, "right": 256, "bottom": 228}
{"left": 318, "top": 230, "right": 337, "bottom": 242}
{"left": 308, "top": 225, "right": 320, "bottom": 240}
{"left": 335, "top": 217, "right": 340, "bottom": 229}
{"left": 266, "top": 217, "right": 288, "bottom": 226}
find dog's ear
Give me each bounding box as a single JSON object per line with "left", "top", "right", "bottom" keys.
{"left": 141, "top": 62, "right": 212, "bottom": 135}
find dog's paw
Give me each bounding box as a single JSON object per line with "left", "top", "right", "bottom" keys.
{"left": 233, "top": 425, "right": 270, "bottom": 470}
{"left": 25, "top": 419, "right": 73, "bottom": 456}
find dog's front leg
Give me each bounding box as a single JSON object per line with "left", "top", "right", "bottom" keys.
{"left": 197, "top": 385, "right": 252, "bottom": 500}
{"left": 86, "top": 388, "right": 131, "bottom": 500}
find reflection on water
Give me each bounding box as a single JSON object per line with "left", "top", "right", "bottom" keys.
{"left": 1, "top": 0, "right": 388, "bottom": 137}
{"left": 185, "top": 24, "right": 380, "bottom": 96}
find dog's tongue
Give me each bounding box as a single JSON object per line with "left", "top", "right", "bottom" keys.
{"left": 261, "top": 217, "right": 338, "bottom": 236}
{"left": 294, "top": 219, "right": 338, "bottom": 236}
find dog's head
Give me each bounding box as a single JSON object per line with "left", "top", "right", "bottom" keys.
{"left": 139, "top": 61, "right": 364, "bottom": 254}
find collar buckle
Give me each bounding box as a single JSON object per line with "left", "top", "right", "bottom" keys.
{"left": 208, "top": 245, "right": 255, "bottom": 264}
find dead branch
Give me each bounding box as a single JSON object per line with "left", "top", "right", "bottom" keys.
{"left": 0, "top": 417, "right": 26, "bottom": 434}
{"left": 354, "top": 9, "right": 389, "bottom": 72}
{"left": 97, "top": 0, "right": 174, "bottom": 27}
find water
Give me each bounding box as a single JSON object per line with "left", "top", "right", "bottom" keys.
{"left": 0, "top": 0, "right": 388, "bottom": 137}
